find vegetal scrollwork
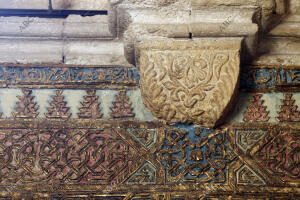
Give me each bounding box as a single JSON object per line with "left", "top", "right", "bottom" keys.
{"left": 138, "top": 39, "right": 241, "bottom": 126}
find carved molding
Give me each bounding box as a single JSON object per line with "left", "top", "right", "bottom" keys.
{"left": 137, "top": 38, "right": 241, "bottom": 127}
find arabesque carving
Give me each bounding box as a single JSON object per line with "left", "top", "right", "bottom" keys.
{"left": 137, "top": 38, "right": 241, "bottom": 127}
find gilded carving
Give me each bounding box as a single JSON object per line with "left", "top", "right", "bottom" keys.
{"left": 230, "top": 123, "right": 300, "bottom": 186}
{"left": 110, "top": 90, "right": 135, "bottom": 118}
{"left": 243, "top": 94, "right": 270, "bottom": 122}
{"left": 125, "top": 162, "right": 156, "bottom": 184}
{"left": 78, "top": 90, "right": 103, "bottom": 119}
{"left": 241, "top": 66, "right": 300, "bottom": 92}
{"left": 45, "top": 90, "right": 71, "bottom": 119}
{"left": 236, "top": 130, "right": 267, "bottom": 152}
{"left": 0, "top": 64, "right": 139, "bottom": 90}
{"left": 0, "top": 119, "right": 297, "bottom": 198}
{"left": 0, "top": 62, "right": 297, "bottom": 198}
{"left": 157, "top": 126, "right": 236, "bottom": 183}
{"left": 255, "top": 130, "right": 300, "bottom": 182}
{"left": 236, "top": 164, "right": 266, "bottom": 185}
{"left": 137, "top": 39, "right": 241, "bottom": 127}
{"left": 12, "top": 89, "right": 39, "bottom": 118}
{"left": 0, "top": 120, "right": 156, "bottom": 186}
{"left": 277, "top": 93, "right": 300, "bottom": 122}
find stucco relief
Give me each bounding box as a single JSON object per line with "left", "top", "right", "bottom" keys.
{"left": 138, "top": 38, "right": 241, "bottom": 127}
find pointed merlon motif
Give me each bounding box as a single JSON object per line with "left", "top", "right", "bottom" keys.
{"left": 110, "top": 90, "right": 135, "bottom": 118}
{"left": 77, "top": 90, "right": 102, "bottom": 119}
{"left": 277, "top": 93, "right": 300, "bottom": 122}
{"left": 12, "top": 89, "right": 39, "bottom": 118}
{"left": 45, "top": 90, "right": 71, "bottom": 119}
{"left": 243, "top": 94, "right": 269, "bottom": 122}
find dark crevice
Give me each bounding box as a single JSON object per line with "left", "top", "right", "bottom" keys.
{"left": 48, "top": 0, "right": 53, "bottom": 13}
{"left": 189, "top": 32, "right": 193, "bottom": 39}
{"left": 0, "top": 9, "right": 107, "bottom": 18}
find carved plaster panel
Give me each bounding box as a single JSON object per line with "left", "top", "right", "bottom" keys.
{"left": 0, "top": 63, "right": 295, "bottom": 198}
{"left": 137, "top": 38, "right": 241, "bottom": 127}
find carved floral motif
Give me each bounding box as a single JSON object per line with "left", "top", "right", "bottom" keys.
{"left": 138, "top": 39, "right": 241, "bottom": 127}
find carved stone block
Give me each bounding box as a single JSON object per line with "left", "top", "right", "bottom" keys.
{"left": 137, "top": 38, "right": 241, "bottom": 127}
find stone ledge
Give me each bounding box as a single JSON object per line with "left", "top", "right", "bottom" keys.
{"left": 268, "top": 15, "right": 300, "bottom": 37}
{"left": 0, "top": 38, "right": 63, "bottom": 64}
{"left": 64, "top": 39, "right": 128, "bottom": 65}
{"left": 0, "top": 15, "right": 112, "bottom": 39}
{"left": 0, "top": 0, "right": 48, "bottom": 9}
{"left": 253, "top": 36, "right": 300, "bottom": 65}
{"left": 0, "top": 38, "right": 128, "bottom": 65}
{"left": 115, "top": 6, "right": 258, "bottom": 64}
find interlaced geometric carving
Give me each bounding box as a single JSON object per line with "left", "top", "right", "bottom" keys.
{"left": 0, "top": 127, "right": 137, "bottom": 184}
{"left": 255, "top": 131, "right": 300, "bottom": 182}
{"left": 0, "top": 62, "right": 298, "bottom": 198}
{"left": 0, "top": 129, "right": 40, "bottom": 184}
{"left": 157, "top": 126, "right": 236, "bottom": 183}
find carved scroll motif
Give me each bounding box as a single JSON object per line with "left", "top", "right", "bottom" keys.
{"left": 138, "top": 39, "right": 241, "bottom": 127}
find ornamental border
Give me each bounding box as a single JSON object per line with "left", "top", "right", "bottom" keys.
{"left": 0, "top": 64, "right": 139, "bottom": 90}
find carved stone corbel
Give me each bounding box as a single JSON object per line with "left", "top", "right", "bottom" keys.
{"left": 137, "top": 38, "right": 241, "bottom": 127}
{"left": 107, "top": 0, "right": 282, "bottom": 127}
